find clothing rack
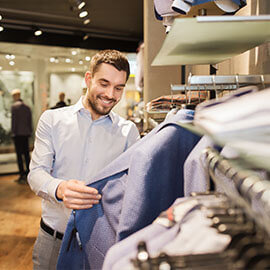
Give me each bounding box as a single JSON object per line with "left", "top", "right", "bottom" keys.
{"left": 171, "top": 74, "right": 270, "bottom": 92}
{"left": 204, "top": 147, "right": 270, "bottom": 237}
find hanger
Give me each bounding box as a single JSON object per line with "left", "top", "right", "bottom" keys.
{"left": 211, "top": 75, "right": 218, "bottom": 99}
{"left": 260, "top": 74, "right": 266, "bottom": 89}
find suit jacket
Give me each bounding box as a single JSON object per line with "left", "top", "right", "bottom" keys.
{"left": 57, "top": 112, "right": 201, "bottom": 270}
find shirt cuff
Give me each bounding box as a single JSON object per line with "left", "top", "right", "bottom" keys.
{"left": 47, "top": 178, "right": 64, "bottom": 203}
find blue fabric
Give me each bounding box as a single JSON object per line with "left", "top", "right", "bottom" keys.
{"left": 57, "top": 110, "right": 201, "bottom": 270}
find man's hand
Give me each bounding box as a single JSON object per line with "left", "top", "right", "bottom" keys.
{"left": 56, "top": 180, "right": 101, "bottom": 209}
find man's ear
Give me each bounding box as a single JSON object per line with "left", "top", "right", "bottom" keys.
{"left": 85, "top": 71, "right": 92, "bottom": 88}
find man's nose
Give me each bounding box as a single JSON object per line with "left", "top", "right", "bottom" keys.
{"left": 104, "top": 87, "right": 114, "bottom": 99}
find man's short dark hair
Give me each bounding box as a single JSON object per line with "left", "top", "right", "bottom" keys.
{"left": 90, "top": 50, "right": 130, "bottom": 82}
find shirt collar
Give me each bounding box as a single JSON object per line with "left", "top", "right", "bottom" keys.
{"left": 72, "top": 96, "right": 115, "bottom": 123}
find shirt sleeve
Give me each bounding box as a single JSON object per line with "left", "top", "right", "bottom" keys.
{"left": 27, "top": 110, "right": 64, "bottom": 203}
{"left": 126, "top": 121, "right": 140, "bottom": 149}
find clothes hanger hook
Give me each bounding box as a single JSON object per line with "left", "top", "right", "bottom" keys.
{"left": 212, "top": 75, "right": 218, "bottom": 99}
{"left": 235, "top": 74, "right": 240, "bottom": 89}
{"left": 260, "top": 74, "right": 265, "bottom": 89}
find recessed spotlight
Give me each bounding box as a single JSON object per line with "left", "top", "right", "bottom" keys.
{"left": 50, "top": 57, "right": 55, "bottom": 63}
{"left": 83, "top": 34, "right": 89, "bottom": 40}
{"left": 6, "top": 54, "right": 15, "bottom": 60}
{"left": 0, "top": 15, "right": 2, "bottom": 20}
{"left": 71, "top": 50, "right": 77, "bottom": 56}
{"left": 0, "top": 26, "right": 3, "bottom": 32}
{"left": 79, "top": 10, "right": 88, "bottom": 18}
{"left": 9, "top": 61, "right": 15, "bottom": 66}
{"left": 0, "top": 66, "right": 2, "bottom": 70}
{"left": 65, "top": 58, "right": 71, "bottom": 63}
{"left": 71, "top": 68, "right": 75, "bottom": 72}
{"left": 55, "top": 58, "right": 59, "bottom": 63}
{"left": 79, "top": 60, "right": 83, "bottom": 65}
{"left": 83, "top": 18, "right": 90, "bottom": 25}
{"left": 85, "top": 56, "right": 91, "bottom": 61}
{"left": 78, "top": 1, "right": 86, "bottom": 10}
{"left": 34, "top": 29, "right": 42, "bottom": 36}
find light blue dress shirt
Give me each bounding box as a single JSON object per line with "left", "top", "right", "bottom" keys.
{"left": 28, "top": 97, "right": 140, "bottom": 233}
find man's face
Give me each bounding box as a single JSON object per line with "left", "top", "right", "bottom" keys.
{"left": 84, "top": 63, "right": 126, "bottom": 120}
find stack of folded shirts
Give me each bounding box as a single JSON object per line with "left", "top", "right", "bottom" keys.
{"left": 193, "top": 85, "right": 270, "bottom": 169}
{"left": 146, "top": 91, "right": 208, "bottom": 112}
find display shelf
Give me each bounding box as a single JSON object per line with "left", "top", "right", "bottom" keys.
{"left": 152, "top": 16, "right": 270, "bottom": 66}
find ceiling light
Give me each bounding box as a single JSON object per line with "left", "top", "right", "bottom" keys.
{"left": 0, "top": 26, "right": 3, "bottom": 32}
{"left": 83, "top": 18, "right": 90, "bottom": 25}
{"left": 55, "top": 58, "right": 59, "bottom": 63}
{"left": 71, "top": 68, "right": 76, "bottom": 72}
{"left": 34, "top": 29, "right": 43, "bottom": 36}
{"left": 79, "top": 10, "right": 88, "bottom": 18}
{"left": 83, "top": 34, "right": 89, "bottom": 40}
{"left": 79, "top": 60, "right": 83, "bottom": 65}
{"left": 65, "top": 58, "right": 71, "bottom": 63}
{"left": 71, "top": 50, "right": 77, "bottom": 55}
{"left": 0, "top": 66, "right": 2, "bottom": 70}
{"left": 0, "top": 15, "right": 2, "bottom": 20}
{"left": 77, "top": 1, "right": 86, "bottom": 10}
{"left": 9, "top": 61, "right": 15, "bottom": 66}
{"left": 50, "top": 57, "right": 56, "bottom": 63}
{"left": 85, "top": 56, "right": 91, "bottom": 61}
{"left": 6, "top": 54, "right": 15, "bottom": 60}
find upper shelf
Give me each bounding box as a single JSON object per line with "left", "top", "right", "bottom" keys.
{"left": 152, "top": 16, "right": 270, "bottom": 66}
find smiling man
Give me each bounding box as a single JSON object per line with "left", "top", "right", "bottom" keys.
{"left": 28, "top": 50, "right": 140, "bottom": 270}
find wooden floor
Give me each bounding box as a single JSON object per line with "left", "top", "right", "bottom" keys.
{"left": 0, "top": 174, "right": 41, "bottom": 270}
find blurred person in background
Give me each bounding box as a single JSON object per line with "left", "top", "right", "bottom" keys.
{"left": 51, "top": 91, "right": 67, "bottom": 109}
{"left": 11, "top": 88, "right": 32, "bottom": 184}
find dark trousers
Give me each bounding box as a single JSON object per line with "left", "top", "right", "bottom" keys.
{"left": 13, "top": 136, "right": 30, "bottom": 177}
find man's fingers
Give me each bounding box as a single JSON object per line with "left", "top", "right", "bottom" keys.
{"left": 67, "top": 180, "right": 99, "bottom": 195}
{"left": 66, "top": 203, "right": 94, "bottom": 210}
{"left": 63, "top": 197, "right": 100, "bottom": 206}
{"left": 64, "top": 189, "right": 101, "bottom": 200}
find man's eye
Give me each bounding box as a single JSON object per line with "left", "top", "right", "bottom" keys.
{"left": 115, "top": 87, "right": 123, "bottom": 91}
{"left": 101, "top": 83, "right": 108, "bottom": 87}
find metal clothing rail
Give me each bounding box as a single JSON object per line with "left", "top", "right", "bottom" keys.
{"left": 171, "top": 74, "right": 270, "bottom": 92}
{"left": 204, "top": 147, "right": 270, "bottom": 237}
{"left": 171, "top": 84, "right": 238, "bottom": 91}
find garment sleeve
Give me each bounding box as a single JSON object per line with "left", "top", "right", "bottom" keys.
{"left": 27, "top": 110, "right": 64, "bottom": 203}
{"left": 126, "top": 122, "right": 140, "bottom": 149}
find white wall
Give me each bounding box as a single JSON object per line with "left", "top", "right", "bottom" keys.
{"left": 49, "top": 73, "right": 85, "bottom": 107}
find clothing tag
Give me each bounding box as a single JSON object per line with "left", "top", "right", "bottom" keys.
{"left": 173, "top": 198, "right": 200, "bottom": 222}
{"left": 154, "top": 216, "right": 175, "bottom": 228}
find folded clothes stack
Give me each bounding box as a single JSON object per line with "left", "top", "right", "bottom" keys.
{"left": 193, "top": 85, "right": 270, "bottom": 169}
{"left": 146, "top": 91, "right": 208, "bottom": 112}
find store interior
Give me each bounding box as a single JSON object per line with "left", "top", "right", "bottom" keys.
{"left": 1, "top": 0, "right": 270, "bottom": 269}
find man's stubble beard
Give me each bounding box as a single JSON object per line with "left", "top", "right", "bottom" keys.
{"left": 87, "top": 95, "right": 116, "bottom": 116}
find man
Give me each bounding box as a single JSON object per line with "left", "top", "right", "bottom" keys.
{"left": 51, "top": 92, "right": 67, "bottom": 109}
{"left": 28, "top": 50, "right": 140, "bottom": 269}
{"left": 11, "top": 88, "right": 32, "bottom": 184}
